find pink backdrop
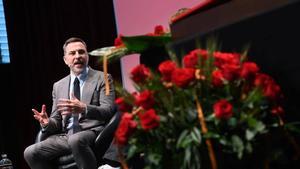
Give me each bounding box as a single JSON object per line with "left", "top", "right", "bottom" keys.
{"left": 113, "top": 0, "right": 202, "bottom": 92}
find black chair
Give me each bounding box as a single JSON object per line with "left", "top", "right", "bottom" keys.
{"left": 35, "top": 109, "right": 121, "bottom": 169}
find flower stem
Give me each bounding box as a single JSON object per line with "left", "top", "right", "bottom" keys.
{"left": 132, "top": 106, "right": 143, "bottom": 115}
{"left": 118, "top": 145, "right": 129, "bottom": 169}
{"left": 195, "top": 95, "right": 218, "bottom": 169}
{"left": 103, "top": 54, "right": 110, "bottom": 96}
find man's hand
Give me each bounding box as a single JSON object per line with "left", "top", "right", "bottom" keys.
{"left": 32, "top": 104, "right": 49, "bottom": 126}
{"left": 57, "top": 93, "right": 86, "bottom": 115}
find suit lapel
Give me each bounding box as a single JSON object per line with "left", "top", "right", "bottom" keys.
{"left": 57, "top": 76, "right": 71, "bottom": 129}
{"left": 59, "top": 76, "right": 71, "bottom": 100}
{"left": 80, "top": 69, "right": 98, "bottom": 119}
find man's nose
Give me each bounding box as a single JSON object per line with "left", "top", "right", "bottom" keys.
{"left": 75, "top": 51, "right": 81, "bottom": 58}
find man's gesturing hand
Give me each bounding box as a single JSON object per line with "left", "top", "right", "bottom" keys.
{"left": 57, "top": 93, "right": 86, "bottom": 115}
{"left": 32, "top": 104, "right": 49, "bottom": 127}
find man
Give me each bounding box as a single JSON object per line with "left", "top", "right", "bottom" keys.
{"left": 24, "top": 37, "right": 119, "bottom": 169}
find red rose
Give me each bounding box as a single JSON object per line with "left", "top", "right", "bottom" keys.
{"left": 114, "top": 34, "right": 124, "bottom": 47}
{"left": 154, "top": 25, "right": 165, "bottom": 35}
{"left": 212, "top": 70, "right": 224, "bottom": 87}
{"left": 115, "top": 113, "right": 137, "bottom": 146}
{"left": 254, "top": 73, "right": 272, "bottom": 87}
{"left": 171, "top": 68, "right": 195, "bottom": 88}
{"left": 115, "top": 97, "right": 132, "bottom": 112}
{"left": 271, "top": 106, "right": 284, "bottom": 115}
{"left": 158, "top": 60, "right": 177, "bottom": 82}
{"left": 254, "top": 73, "right": 282, "bottom": 100}
{"left": 135, "top": 90, "right": 155, "bottom": 110}
{"left": 138, "top": 109, "right": 160, "bottom": 130}
{"left": 220, "top": 63, "right": 241, "bottom": 81}
{"left": 183, "top": 49, "right": 207, "bottom": 68}
{"left": 263, "top": 82, "right": 282, "bottom": 100}
{"left": 240, "top": 62, "right": 259, "bottom": 80}
{"left": 214, "top": 51, "right": 240, "bottom": 69}
{"left": 183, "top": 53, "right": 198, "bottom": 68}
{"left": 213, "top": 99, "right": 233, "bottom": 119}
{"left": 191, "top": 49, "right": 208, "bottom": 60}
{"left": 130, "top": 64, "right": 151, "bottom": 83}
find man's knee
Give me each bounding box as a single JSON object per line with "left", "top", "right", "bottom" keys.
{"left": 68, "top": 131, "right": 96, "bottom": 152}
{"left": 24, "top": 145, "right": 36, "bottom": 163}
{"left": 67, "top": 135, "right": 82, "bottom": 149}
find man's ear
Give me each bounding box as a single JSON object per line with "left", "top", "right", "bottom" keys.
{"left": 63, "top": 56, "right": 68, "bottom": 65}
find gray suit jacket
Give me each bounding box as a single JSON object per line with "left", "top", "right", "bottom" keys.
{"left": 43, "top": 67, "right": 118, "bottom": 162}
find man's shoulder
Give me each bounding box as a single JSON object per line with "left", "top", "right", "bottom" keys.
{"left": 89, "top": 67, "right": 105, "bottom": 78}
{"left": 89, "top": 67, "right": 103, "bottom": 75}
{"left": 53, "top": 75, "right": 70, "bottom": 86}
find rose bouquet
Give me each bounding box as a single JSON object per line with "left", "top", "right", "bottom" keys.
{"left": 112, "top": 38, "right": 300, "bottom": 169}
{"left": 90, "top": 26, "right": 300, "bottom": 169}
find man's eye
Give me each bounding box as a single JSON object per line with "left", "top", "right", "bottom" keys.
{"left": 78, "top": 49, "right": 86, "bottom": 54}
{"left": 69, "top": 51, "right": 76, "bottom": 55}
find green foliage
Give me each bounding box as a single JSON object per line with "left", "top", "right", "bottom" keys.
{"left": 122, "top": 35, "right": 172, "bottom": 53}
{"left": 89, "top": 34, "right": 171, "bottom": 63}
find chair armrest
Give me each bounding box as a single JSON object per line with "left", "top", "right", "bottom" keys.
{"left": 95, "top": 111, "right": 121, "bottom": 144}
{"left": 94, "top": 108, "right": 121, "bottom": 157}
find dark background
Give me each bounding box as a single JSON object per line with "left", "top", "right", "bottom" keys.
{"left": 0, "top": 0, "right": 119, "bottom": 168}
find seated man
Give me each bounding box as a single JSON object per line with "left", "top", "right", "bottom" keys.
{"left": 24, "top": 37, "right": 119, "bottom": 169}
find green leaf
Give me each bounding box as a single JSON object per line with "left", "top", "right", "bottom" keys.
{"left": 231, "top": 135, "right": 244, "bottom": 159}
{"left": 191, "top": 127, "right": 202, "bottom": 145}
{"left": 204, "top": 132, "right": 220, "bottom": 139}
{"left": 228, "top": 117, "right": 238, "bottom": 127}
{"left": 243, "top": 87, "right": 263, "bottom": 108}
{"left": 205, "top": 113, "right": 215, "bottom": 121}
{"left": 245, "top": 129, "right": 256, "bottom": 141}
{"left": 122, "top": 35, "right": 172, "bottom": 53}
{"left": 255, "top": 121, "right": 266, "bottom": 133}
{"left": 245, "top": 142, "right": 253, "bottom": 153}
{"left": 285, "top": 122, "right": 300, "bottom": 134}
{"left": 191, "top": 146, "right": 201, "bottom": 169}
{"left": 219, "top": 137, "right": 229, "bottom": 145}
{"left": 159, "top": 115, "right": 167, "bottom": 122}
{"left": 181, "top": 137, "right": 193, "bottom": 148}
{"left": 147, "top": 152, "right": 162, "bottom": 166}
{"left": 127, "top": 145, "right": 138, "bottom": 159}
{"left": 248, "top": 118, "right": 266, "bottom": 134}
{"left": 177, "top": 130, "right": 189, "bottom": 148}
{"left": 184, "top": 146, "right": 192, "bottom": 168}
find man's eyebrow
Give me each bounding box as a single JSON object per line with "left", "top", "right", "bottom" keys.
{"left": 67, "top": 49, "right": 86, "bottom": 54}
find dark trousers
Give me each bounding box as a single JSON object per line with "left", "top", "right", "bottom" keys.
{"left": 24, "top": 130, "right": 98, "bottom": 169}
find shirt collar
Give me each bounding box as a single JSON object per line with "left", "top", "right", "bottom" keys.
{"left": 70, "top": 67, "right": 89, "bottom": 84}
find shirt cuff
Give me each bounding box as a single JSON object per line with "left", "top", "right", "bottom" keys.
{"left": 41, "top": 123, "right": 48, "bottom": 132}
